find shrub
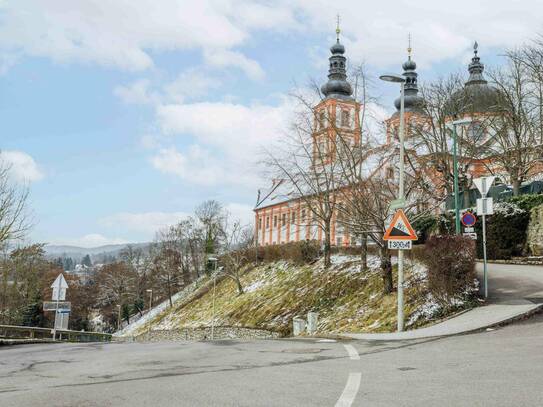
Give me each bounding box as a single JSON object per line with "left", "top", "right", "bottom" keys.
{"left": 236, "top": 240, "right": 322, "bottom": 266}
{"left": 421, "top": 235, "right": 477, "bottom": 305}
{"left": 412, "top": 214, "right": 438, "bottom": 244}
{"left": 509, "top": 194, "right": 543, "bottom": 212}
{"left": 474, "top": 202, "right": 529, "bottom": 259}
{"left": 437, "top": 212, "right": 455, "bottom": 236}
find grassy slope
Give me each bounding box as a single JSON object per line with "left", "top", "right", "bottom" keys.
{"left": 131, "top": 254, "right": 466, "bottom": 337}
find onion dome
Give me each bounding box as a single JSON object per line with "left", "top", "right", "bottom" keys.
{"left": 320, "top": 23, "right": 353, "bottom": 101}
{"left": 446, "top": 42, "right": 501, "bottom": 115}
{"left": 392, "top": 42, "right": 424, "bottom": 116}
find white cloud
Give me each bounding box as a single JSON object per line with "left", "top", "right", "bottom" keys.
{"left": 0, "top": 0, "right": 272, "bottom": 78}
{"left": 1, "top": 0, "right": 542, "bottom": 78}
{"left": 100, "top": 211, "right": 189, "bottom": 236}
{"left": 150, "top": 98, "right": 292, "bottom": 187}
{"left": 225, "top": 203, "right": 255, "bottom": 226}
{"left": 164, "top": 69, "right": 222, "bottom": 103}
{"left": 203, "top": 49, "right": 265, "bottom": 81}
{"left": 50, "top": 233, "right": 129, "bottom": 248}
{"left": 0, "top": 150, "right": 44, "bottom": 182}
{"left": 113, "top": 79, "right": 159, "bottom": 105}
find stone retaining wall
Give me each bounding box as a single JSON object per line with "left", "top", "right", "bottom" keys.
{"left": 527, "top": 205, "right": 543, "bottom": 256}
{"left": 134, "top": 326, "right": 280, "bottom": 342}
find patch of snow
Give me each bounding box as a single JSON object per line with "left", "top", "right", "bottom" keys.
{"left": 115, "top": 276, "right": 208, "bottom": 337}
{"left": 245, "top": 280, "right": 265, "bottom": 293}
{"left": 407, "top": 294, "right": 441, "bottom": 326}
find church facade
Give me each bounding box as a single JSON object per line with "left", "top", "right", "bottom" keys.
{"left": 254, "top": 31, "right": 543, "bottom": 247}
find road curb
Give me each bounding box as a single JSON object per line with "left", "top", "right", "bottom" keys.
{"left": 338, "top": 303, "right": 543, "bottom": 342}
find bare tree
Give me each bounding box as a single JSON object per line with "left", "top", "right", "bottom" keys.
{"left": 195, "top": 200, "right": 225, "bottom": 259}
{"left": 96, "top": 262, "right": 137, "bottom": 324}
{"left": 483, "top": 52, "right": 543, "bottom": 194}
{"left": 265, "top": 84, "right": 354, "bottom": 268}
{"left": 219, "top": 217, "right": 253, "bottom": 296}
{"left": 150, "top": 227, "right": 184, "bottom": 308}
{"left": 0, "top": 160, "right": 31, "bottom": 248}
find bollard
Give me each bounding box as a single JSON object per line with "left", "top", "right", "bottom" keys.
{"left": 292, "top": 317, "right": 306, "bottom": 336}
{"left": 307, "top": 312, "right": 318, "bottom": 335}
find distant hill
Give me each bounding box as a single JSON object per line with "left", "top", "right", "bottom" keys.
{"left": 44, "top": 242, "right": 151, "bottom": 260}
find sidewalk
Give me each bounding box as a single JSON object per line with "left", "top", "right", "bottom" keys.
{"left": 343, "top": 300, "right": 542, "bottom": 341}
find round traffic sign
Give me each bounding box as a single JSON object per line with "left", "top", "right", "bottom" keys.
{"left": 461, "top": 212, "right": 477, "bottom": 227}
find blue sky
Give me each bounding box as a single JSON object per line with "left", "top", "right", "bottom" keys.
{"left": 1, "top": 0, "right": 541, "bottom": 247}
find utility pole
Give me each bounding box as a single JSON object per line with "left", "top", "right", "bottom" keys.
{"left": 146, "top": 289, "right": 153, "bottom": 339}
{"left": 452, "top": 124, "right": 461, "bottom": 235}
{"left": 379, "top": 73, "right": 407, "bottom": 332}
{"left": 448, "top": 118, "right": 472, "bottom": 234}
{"left": 397, "top": 81, "right": 406, "bottom": 332}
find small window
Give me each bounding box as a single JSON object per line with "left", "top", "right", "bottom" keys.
{"left": 336, "top": 237, "right": 343, "bottom": 246}
{"left": 386, "top": 167, "right": 394, "bottom": 179}
{"left": 282, "top": 213, "right": 286, "bottom": 226}
{"left": 258, "top": 217, "right": 262, "bottom": 230}
{"left": 341, "top": 110, "right": 350, "bottom": 127}
{"left": 291, "top": 212, "right": 296, "bottom": 224}
{"left": 266, "top": 216, "right": 270, "bottom": 229}
{"left": 319, "top": 111, "right": 326, "bottom": 129}
{"left": 301, "top": 209, "right": 306, "bottom": 223}
{"left": 273, "top": 215, "right": 278, "bottom": 228}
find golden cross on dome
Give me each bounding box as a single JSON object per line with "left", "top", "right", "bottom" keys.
{"left": 407, "top": 33, "right": 412, "bottom": 58}
{"left": 336, "top": 14, "right": 341, "bottom": 41}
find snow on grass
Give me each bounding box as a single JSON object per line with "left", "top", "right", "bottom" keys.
{"left": 116, "top": 275, "right": 210, "bottom": 337}
{"left": 131, "top": 252, "right": 475, "bottom": 336}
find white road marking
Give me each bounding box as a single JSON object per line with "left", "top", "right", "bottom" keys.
{"left": 317, "top": 339, "right": 337, "bottom": 343}
{"left": 343, "top": 344, "right": 360, "bottom": 360}
{"left": 334, "top": 372, "right": 361, "bottom": 407}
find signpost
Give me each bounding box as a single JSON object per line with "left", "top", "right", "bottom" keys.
{"left": 50, "top": 274, "right": 69, "bottom": 340}
{"left": 383, "top": 209, "right": 418, "bottom": 332}
{"left": 461, "top": 212, "right": 477, "bottom": 240}
{"left": 473, "top": 176, "right": 495, "bottom": 298}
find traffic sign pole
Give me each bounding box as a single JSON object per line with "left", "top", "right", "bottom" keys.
{"left": 53, "top": 276, "right": 60, "bottom": 340}
{"left": 474, "top": 176, "right": 495, "bottom": 299}
{"left": 482, "top": 213, "right": 488, "bottom": 298}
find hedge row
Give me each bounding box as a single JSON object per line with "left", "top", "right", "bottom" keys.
{"left": 413, "top": 194, "right": 543, "bottom": 260}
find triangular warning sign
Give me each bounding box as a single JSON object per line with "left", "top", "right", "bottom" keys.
{"left": 383, "top": 209, "right": 417, "bottom": 241}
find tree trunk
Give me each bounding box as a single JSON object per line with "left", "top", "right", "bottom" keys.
{"left": 360, "top": 233, "right": 368, "bottom": 272}
{"left": 379, "top": 243, "right": 393, "bottom": 294}
{"left": 463, "top": 187, "right": 471, "bottom": 209}
{"left": 323, "top": 220, "right": 331, "bottom": 268}
{"left": 235, "top": 277, "right": 244, "bottom": 296}
{"left": 167, "top": 279, "right": 173, "bottom": 308}
{"left": 512, "top": 178, "right": 521, "bottom": 196}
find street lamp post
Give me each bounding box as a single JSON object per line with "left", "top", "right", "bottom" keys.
{"left": 116, "top": 304, "right": 121, "bottom": 331}
{"left": 452, "top": 125, "right": 461, "bottom": 235}
{"left": 380, "top": 73, "right": 406, "bottom": 332}
{"left": 146, "top": 289, "right": 153, "bottom": 339}
{"left": 447, "top": 118, "right": 472, "bottom": 235}
{"left": 208, "top": 257, "right": 218, "bottom": 340}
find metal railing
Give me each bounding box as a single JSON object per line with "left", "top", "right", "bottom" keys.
{"left": 0, "top": 324, "right": 112, "bottom": 342}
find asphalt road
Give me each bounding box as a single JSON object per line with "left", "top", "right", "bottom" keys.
{"left": 476, "top": 262, "right": 543, "bottom": 303}
{"left": 2, "top": 311, "right": 543, "bottom": 407}
{"left": 3, "top": 262, "right": 543, "bottom": 407}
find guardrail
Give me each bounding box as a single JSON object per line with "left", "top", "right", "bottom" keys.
{"left": 0, "top": 325, "right": 112, "bottom": 343}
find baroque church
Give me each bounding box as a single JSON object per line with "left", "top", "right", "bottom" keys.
{"left": 254, "top": 28, "right": 541, "bottom": 247}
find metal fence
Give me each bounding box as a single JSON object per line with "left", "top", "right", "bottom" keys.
{"left": 0, "top": 324, "right": 112, "bottom": 342}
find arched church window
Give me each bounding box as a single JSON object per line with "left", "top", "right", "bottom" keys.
{"left": 467, "top": 122, "right": 484, "bottom": 141}
{"left": 341, "top": 109, "right": 350, "bottom": 127}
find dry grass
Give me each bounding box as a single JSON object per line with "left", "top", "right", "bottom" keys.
{"left": 132, "top": 254, "right": 473, "bottom": 337}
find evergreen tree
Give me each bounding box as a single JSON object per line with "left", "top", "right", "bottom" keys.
{"left": 82, "top": 254, "right": 92, "bottom": 267}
